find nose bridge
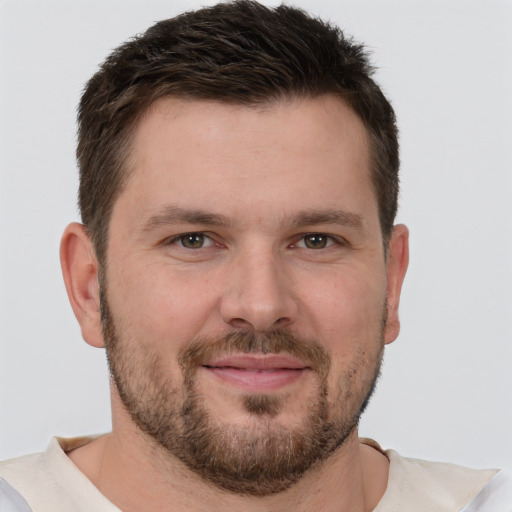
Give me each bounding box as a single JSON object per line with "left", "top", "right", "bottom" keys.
{"left": 220, "top": 242, "right": 297, "bottom": 331}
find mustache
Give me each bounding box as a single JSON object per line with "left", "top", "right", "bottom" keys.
{"left": 178, "top": 330, "right": 331, "bottom": 379}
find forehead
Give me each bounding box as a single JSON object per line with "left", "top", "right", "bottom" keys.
{"left": 116, "top": 95, "right": 377, "bottom": 231}
{"left": 135, "top": 95, "right": 369, "bottom": 164}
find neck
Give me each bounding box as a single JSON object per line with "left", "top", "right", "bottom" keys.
{"left": 68, "top": 419, "right": 389, "bottom": 512}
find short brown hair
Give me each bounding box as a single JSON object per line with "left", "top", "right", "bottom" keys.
{"left": 77, "top": 0, "right": 399, "bottom": 265}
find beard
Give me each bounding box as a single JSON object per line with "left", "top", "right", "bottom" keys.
{"left": 101, "top": 290, "right": 384, "bottom": 496}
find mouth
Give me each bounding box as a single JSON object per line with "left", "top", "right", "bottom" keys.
{"left": 202, "top": 354, "right": 310, "bottom": 391}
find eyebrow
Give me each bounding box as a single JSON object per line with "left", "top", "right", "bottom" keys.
{"left": 290, "top": 209, "right": 365, "bottom": 230}
{"left": 141, "top": 206, "right": 232, "bottom": 232}
{"left": 140, "top": 206, "right": 365, "bottom": 233}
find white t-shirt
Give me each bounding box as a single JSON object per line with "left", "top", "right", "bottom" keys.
{"left": 0, "top": 436, "right": 509, "bottom": 511}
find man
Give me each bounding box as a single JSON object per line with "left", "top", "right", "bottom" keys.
{"left": 0, "top": 1, "right": 510, "bottom": 511}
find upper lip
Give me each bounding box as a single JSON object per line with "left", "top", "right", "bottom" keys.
{"left": 204, "top": 355, "right": 308, "bottom": 370}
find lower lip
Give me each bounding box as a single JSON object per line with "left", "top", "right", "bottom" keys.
{"left": 204, "top": 367, "right": 306, "bottom": 391}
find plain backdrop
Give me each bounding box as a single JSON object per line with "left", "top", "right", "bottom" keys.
{"left": 1, "top": 0, "right": 511, "bottom": 472}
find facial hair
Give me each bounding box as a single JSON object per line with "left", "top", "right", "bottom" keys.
{"left": 101, "top": 291, "right": 384, "bottom": 496}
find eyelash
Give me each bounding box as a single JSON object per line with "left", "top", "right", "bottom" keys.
{"left": 294, "top": 233, "right": 341, "bottom": 250}
{"left": 168, "top": 233, "right": 216, "bottom": 249}
{"left": 167, "top": 232, "right": 345, "bottom": 250}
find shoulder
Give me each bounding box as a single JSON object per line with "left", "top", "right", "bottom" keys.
{"left": 459, "top": 469, "right": 512, "bottom": 512}
{"left": 375, "top": 446, "right": 501, "bottom": 512}
{"left": 0, "top": 449, "right": 48, "bottom": 502}
{"left": 359, "top": 439, "right": 506, "bottom": 512}
{"left": 1, "top": 466, "right": 37, "bottom": 512}
{"left": 0, "top": 437, "right": 119, "bottom": 512}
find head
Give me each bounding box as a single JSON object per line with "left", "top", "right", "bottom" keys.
{"left": 77, "top": 0, "right": 399, "bottom": 268}
{"left": 62, "top": 0, "right": 408, "bottom": 497}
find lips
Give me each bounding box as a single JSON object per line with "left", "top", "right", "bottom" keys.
{"left": 202, "top": 355, "right": 309, "bottom": 391}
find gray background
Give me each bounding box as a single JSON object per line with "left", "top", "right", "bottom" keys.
{"left": 1, "top": 0, "right": 511, "bottom": 471}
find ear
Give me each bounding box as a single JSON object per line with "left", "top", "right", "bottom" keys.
{"left": 60, "top": 222, "right": 104, "bottom": 348}
{"left": 383, "top": 224, "right": 409, "bottom": 345}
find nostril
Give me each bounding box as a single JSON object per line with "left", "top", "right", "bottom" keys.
{"left": 228, "top": 318, "right": 253, "bottom": 329}
{"left": 226, "top": 316, "right": 291, "bottom": 331}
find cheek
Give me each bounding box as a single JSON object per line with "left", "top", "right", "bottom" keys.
{"left": 106, "top": 260, "right": 220, "bottom": 351}
{"left": 298, "top": 266, "right": 387, "bottom": 357}
{"left": 312, "top": 274, "right": 386, "bottom": 405}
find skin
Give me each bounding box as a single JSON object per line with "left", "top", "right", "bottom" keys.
{"left": 60, "top": 94, "right": 409, "bottom": 512}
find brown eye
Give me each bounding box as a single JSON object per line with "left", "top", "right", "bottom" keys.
{"left": 303, "top": 234, "right": 329, "bottom": 249}
{"left": 180, "top": 233, "right": 205, "bottom": 248}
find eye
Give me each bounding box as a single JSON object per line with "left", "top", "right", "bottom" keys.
{"left": 297, "top": 233, "right": 336, "bottom": 249}
{"left": 174, "top": 233, "right": 214, "bottom": 249}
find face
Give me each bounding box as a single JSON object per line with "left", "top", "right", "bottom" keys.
{"left": 101, "top": 96, "right": 401, "bottom": 495}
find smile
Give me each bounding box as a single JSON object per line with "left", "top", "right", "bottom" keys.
{"left": 202, "top": 355, "right": 310, "bottom": 391}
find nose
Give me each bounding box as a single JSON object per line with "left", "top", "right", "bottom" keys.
{"left": 220, "top": 247, "right": 298, "bottom": 332}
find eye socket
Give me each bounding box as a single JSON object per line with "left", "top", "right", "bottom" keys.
{"left": 175, "top": 233, "right": 212, "bottom": 249}
{"left": 170, "top": 232, "right": 340, "bottom": 250}
{"left": 298, "top": 233, "right": 335, "bottom": 249}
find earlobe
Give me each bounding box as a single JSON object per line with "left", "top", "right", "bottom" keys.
{"left": 384, "top": 224, "right": 409, "bottom": 345}
{"left": 60, "top": 222, "right": 105, "bottom": 348}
